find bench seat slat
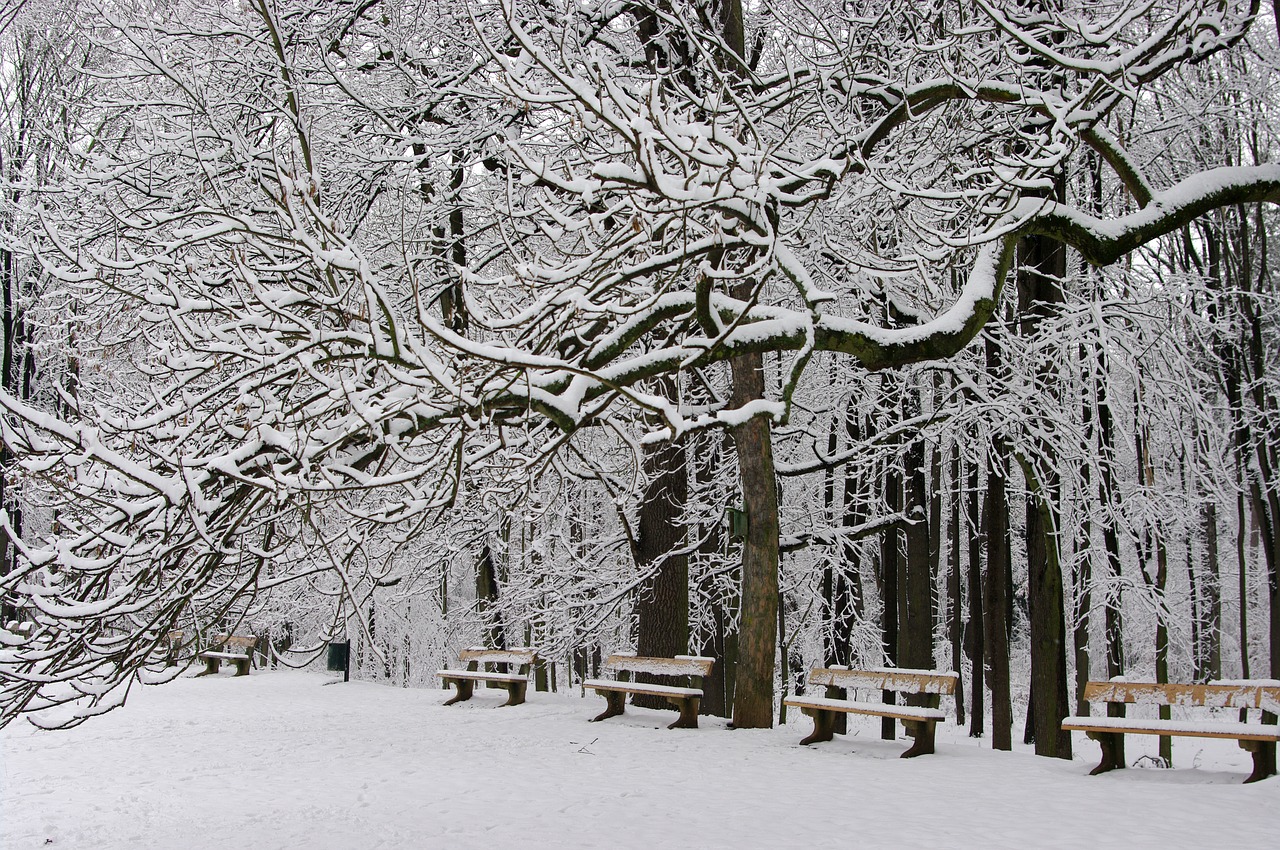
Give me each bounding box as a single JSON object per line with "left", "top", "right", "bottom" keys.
{"left": 806, "top": 667, "right": 958, "bottom": 695}
{"left": 200, "top": 651, "right": 252, "bottom": 660}
{"left": 783, "top": 695, "right": 945, "bottom": 722}
{"left": 1062, "top": 716, "right": 1280, "bottom": 741}
{"left": 458, "top": 649, "right": 537, "bottom": 667}
{"left": 602, "top": 654, "right": 715, "bottom": 678}
{"left": 583, "top": 678, "right": 702, "bottom": 699}
{"left": 437, "top": 669, "right": 528, "bottom": 683}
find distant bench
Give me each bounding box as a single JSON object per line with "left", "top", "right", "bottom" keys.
{"left": 584, "top": 654, "right": 714, "bottom": 729}
{"left": 196, "top": 634, "right": 258, "bottom": 677}
{"left": 1062, "top": 680, "right": 1280, "bottom": 783}
{"left": 438, "top": 648, "right": 538, "bottom": 707}
{"left": 164, "top": 630, "right": 185, "bottom": 666}
{"left": 784, "top": 666, "right": 959, "bottom": 757}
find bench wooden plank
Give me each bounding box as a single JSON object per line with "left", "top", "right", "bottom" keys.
{"left": 438, "top": 669, "right": 529, "bottom": 683}
{"left": 602, "top": 654, "right": 715, "bottom": 678}
{"left": 808, "top": 667, "right": 958, "bottom": 695}
{"left": 1081, "top": 681, "right": 1279, "bottom": 709}
{"left": 783, "top": 695, "right": 945, "bottom": 722}
{"left": 583, "top": 679, "right": 702, "bottom": 699}
{"left": 459, "top": 648, "right": 538, "bottom": 667}
{"left": 1063, "top": 717, "right": 1280, "bottom": 741}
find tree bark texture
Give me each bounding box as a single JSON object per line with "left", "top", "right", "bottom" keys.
{"left": 729, "top": 349, "right": 780, "bottom": 729}
{"left": 965, "top": 459, "right": 985, "bottom": 738}
{"left": 983, "top": 339, "right": 1013, "bottom": 751}
{"left": 634, "top": 412, "right": 690, "bottom": 707}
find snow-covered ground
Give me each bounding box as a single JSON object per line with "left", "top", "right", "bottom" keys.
{"left": 2, "top": 669, "right": 1276, "bottom": 849}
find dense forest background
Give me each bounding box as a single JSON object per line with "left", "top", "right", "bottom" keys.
{"left": 1, "top": 0, "right": 1279, "bottom": 755}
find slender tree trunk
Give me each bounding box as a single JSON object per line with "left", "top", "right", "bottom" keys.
{"left": 1135, "top": 408, "right": 1172, "bottom": 764}
{"left": 476, "top": 543, "right": 505, "bottom": 650}
{"left": 881, "top": 441, "right": 902, "bottom": 740}
{"left": 822, "top": 404, "right": 858, "bottom": 733}
{"left": 903, "top": 429, "right": 934, "bottom": 674}
{"left": 1238, "top": 491, "right": 1252, "bottom": 683}
{"left": 965, "top": 458, "right": 986, "bottom": 737}
{"left": 950, "top": 445, "right": 966, "bottom": 725}
{"left": 983, "top": 426, "right": 1013, "bottom": 749}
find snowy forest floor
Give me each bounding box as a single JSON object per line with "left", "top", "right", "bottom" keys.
{"left": 2, "top": 670, "right": 1277, "bottom": 849}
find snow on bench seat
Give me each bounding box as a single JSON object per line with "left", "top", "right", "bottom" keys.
{"left": 808, "top": 667, "right": 959, "bottom": 695}
{"left": 783, "top": 695, "right": 946, "bottom": 723}
{"left": 582, "top": 679, "right": 702, "bottom": 699}
{"left": 437, "top": 669, "right": 529, "bottom": 684}
{"left": 1062, "top": 716, "right": 1280, "bottom": 740}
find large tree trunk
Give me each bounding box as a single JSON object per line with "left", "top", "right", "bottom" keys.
{"left": 1023, "top": 472, "right": 1072, "bottom": 758}
{"left": 729, "top": 350, "right": 780, "bottom": 729}
{"left": 1017, "top": 215, "right": 1072, "bottom": 759}
{"left": 634, "top": 378, "right": 690, "bottom": 706}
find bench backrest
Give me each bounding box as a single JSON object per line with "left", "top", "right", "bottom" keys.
{"left": 603, "top": 654, "right": 714, "bottom": 688}
{"left": 1083, "top": 681, "right": 1280, "bottom": 711}
{"left": 807, "top": 667, "right": 958, "bottom": 695}
{"left": 211, "top": 634, "right": 257, "bottom": 655}
{"left": 460, "top": 647, "right": 537, "bottom": 674}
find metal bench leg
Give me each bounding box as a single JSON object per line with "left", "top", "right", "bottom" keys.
{"left": 1241, "top": 740, "right": 1277, "bottom": 784}
{"left": 666, "top": 696, "right": 700, "bottom": 729}
{"left": 503, "top": 680, "right": 528, "bottom": 707}
{"left": 798, "top": 708, "right": 836, "bottom": 745}
{"left": 1086, "top": 731, "right": 1124, "bottom": 775}
{"left": 443, "top": 679, "right": 475, "bottom": 706}
{"left": 900, "top": 720, "right": 936, "bottom": 758}
{"left": 590, "top": 690, "right": 626, "bottom": 722}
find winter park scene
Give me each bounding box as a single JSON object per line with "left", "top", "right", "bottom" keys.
{"left": 3, "top": 0, "right": 1280, "bottom": 847}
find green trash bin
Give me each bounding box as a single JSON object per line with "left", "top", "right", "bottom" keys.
{"left": 326, "top": 641, "right": 350, "bottom": 681}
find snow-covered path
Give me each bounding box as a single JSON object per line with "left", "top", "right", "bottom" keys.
{"left": 2, "top": 670, "right": 1276, "bottom": 849}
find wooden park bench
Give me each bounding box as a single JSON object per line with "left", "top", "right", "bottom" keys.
{"left": 583, "top": 653, "right": 714, "bottom": 729}
{"left": 1062, "top": 680, "right": 1280, "bottom": 783}
{"left": 783, "top": 666, "right": 959, "bottom": 757}
{"left": 196, "top": 634, "right": 258, "bottom": 677}
{"left": 437, "top": 647, "right": 538, "bottom": 707}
